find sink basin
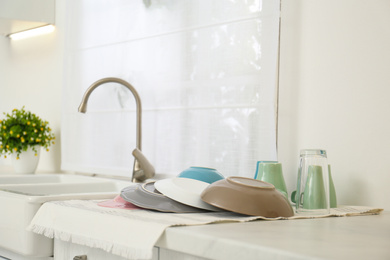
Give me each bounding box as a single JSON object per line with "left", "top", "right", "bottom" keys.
{"left": 0, "top": 173, "right": 134, "bottom": 259}
{"left": 0, "top": 173, "right": 106, "bottom": 185}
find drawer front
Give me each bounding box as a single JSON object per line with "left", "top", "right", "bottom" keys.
{"left": 54, "top": 239, "right": 158, "bottom": 260}
{"left": 159, "top": 248, "right": 209, "bottom": 260}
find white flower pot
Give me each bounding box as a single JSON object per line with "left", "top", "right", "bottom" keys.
{"left": 11, "top": 146, "right": 41, "bottom": 174}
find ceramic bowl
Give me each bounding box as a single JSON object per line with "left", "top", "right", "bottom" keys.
{"left": 178, "top": 166, "right": 225, "bottom": 184}
{"left": 120, "top": 181, "right": 206, "bottom": 213}
{"left": 201, "top": 176, "right": 294, "bottom": 217}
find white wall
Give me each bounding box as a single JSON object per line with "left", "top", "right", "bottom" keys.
{"left": 278, "top": 0, "right": 390, "bottom": 210}
{"left": 0, "top": 0, "right": 389, "bottom": 210}
{"left": 0, "top": 2, "right": 64, "bottom": 173}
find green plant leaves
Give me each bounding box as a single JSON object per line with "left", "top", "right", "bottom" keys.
{"left": 0, "top": 107, "right": 55, "bottom": 157}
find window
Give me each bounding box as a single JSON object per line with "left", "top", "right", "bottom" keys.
{"left": 61, "top": 0, "right": 280, "bottom": 179}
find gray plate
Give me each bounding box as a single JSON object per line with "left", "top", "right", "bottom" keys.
{"left": 120, "top": 181, "right": 207, "bottom": 213}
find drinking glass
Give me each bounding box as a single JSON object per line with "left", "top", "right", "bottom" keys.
{"left": 296, "top": 149, "right": 330, "bottom": 215}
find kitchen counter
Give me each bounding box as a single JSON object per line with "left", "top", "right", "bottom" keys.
{"left": 26, "top": 199, "right": 389, "bottom": 260}
{"left": 1, "top": 172, "right": 387, "bottom": 260}
{"left": 156, "top": 211, "right": 390, "bottom": 260}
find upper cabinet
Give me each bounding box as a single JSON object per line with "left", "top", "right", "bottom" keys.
{"left": 0, "top": 0, "right": 55, "bottom": 36}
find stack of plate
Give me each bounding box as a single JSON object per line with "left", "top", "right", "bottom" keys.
{"left": 119, "top": 166, "right": 224, "bottom": 213}
{"left": 118, "top": 167, "right": 294, "bottom": 217}
{"left": 120, "top": 180, "right": 217, "bottom": 213}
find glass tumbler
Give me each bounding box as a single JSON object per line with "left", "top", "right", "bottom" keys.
{"left": 296, "top": 149, "right": 330, "bottom": 215}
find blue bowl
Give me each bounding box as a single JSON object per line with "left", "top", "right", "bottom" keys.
{"left": 178, "top": 167, "right": 225, "bottom": 184}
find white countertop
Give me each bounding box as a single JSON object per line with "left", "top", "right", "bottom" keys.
{"left": 156, "top": 211, "right": 390, "bottom": 260}
{"left": 2, "top": 172, "right": 387, "bottom": 260}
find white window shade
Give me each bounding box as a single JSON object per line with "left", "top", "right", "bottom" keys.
{"left": 61, "top": 0, "right": 280, "bottom": 179}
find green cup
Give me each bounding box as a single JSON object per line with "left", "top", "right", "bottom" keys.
{"left": 328, "top": 165, "right": 337, "bottom": 208}
{"left": 254, "top": 162, "right": 288, "bottom": 198}
{"left": 302, "top": 165, "right": 327, "bottom": 209}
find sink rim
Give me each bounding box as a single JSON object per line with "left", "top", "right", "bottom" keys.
{"left": 0, "top": 173, "right": 116, "bottom": 185}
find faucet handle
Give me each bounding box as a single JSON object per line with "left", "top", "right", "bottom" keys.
{"left": 132, "top": 148, "right": 155, "bottom": 182}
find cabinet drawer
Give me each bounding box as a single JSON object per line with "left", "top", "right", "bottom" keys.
{"left": 54, "top": 239, "right": 158, "bottom": 260}
{"left": 159, "top": 248, "right": 209, "bottom": 260}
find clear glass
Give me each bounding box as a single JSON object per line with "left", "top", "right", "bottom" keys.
{"left": 296, "top": 149, "right": 330, "bottom": 215}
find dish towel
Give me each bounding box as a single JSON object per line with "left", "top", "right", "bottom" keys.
{"left": 27, "top": 200, "right": 383, "bottom": 260}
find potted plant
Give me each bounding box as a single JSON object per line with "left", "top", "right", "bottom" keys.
{"left": 0, "top": 107, "right": 55, "bottom": 173}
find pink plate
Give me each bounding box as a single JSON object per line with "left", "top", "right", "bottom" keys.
{"left": 98, "top": 195, "right": 141, "bottom": 210}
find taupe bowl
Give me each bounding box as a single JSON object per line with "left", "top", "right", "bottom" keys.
{"left": 201, "top": 176, "right": 294, "bottom": 217}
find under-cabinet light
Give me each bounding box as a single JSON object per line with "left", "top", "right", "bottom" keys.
{"left": 8, "top": 25, "right": 55, "bottom": 40}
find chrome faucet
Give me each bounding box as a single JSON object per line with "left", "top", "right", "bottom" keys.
{"left": 78, "top": 77, "right": 155, "bottom": 182}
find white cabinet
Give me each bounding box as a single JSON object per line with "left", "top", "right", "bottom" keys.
{"left": 53, "top": 239, "right": 208, "bottom": 260}
{"left": 159, "top": 249, "right": 207, "bottom": 260}
{"left": 54, "top": 239, "right": 157, "bottom": 260}
{"left": 0, "top": 247, "right": 53, "bottom": 260}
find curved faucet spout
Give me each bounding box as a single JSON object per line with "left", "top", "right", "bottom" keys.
{"left": 78, "top": 77, "right": 155, "bottom": 182}
{"left": 78, "top": 77, "right": 142, "bottom": 151}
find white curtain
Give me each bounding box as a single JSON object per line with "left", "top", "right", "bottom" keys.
{"left": 61, "top": 0, "right": 280, "bottom": 179}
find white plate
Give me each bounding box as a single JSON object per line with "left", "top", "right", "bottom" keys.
{"left": 154, "top": 178, "right": 223, "bottom": 211}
